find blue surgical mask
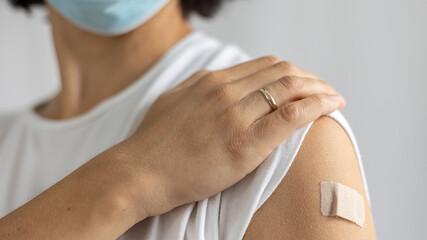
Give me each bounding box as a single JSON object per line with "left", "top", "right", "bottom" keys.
{"left": 46, "top": 0, "right": 170, "bottom": 36}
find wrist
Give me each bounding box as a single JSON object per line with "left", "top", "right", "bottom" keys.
{"left": 111, "top": 136, "right": 174, "bottom": 220}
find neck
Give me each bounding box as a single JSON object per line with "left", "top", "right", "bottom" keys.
{"left": 38, "top": 0, "right": 192, "bottom": 119}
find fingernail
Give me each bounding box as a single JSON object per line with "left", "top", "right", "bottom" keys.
{"left": 329, "top": 94, "right": 342, "bottom": 101}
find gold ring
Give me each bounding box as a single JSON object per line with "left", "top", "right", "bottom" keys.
{"left": 259, "top": 88, "right": 278, "bottom": 111}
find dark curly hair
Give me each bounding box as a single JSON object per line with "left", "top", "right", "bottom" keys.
{"left": 8, "top": 0, "right": 224, "bottom": 18}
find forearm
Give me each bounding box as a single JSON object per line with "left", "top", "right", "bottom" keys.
{"left": 0, "top": 142, "right": 158, "bottom": 240}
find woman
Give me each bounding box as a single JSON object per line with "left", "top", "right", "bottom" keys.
{"left": 0, "top": 0, "right": 376, "bottom": 239}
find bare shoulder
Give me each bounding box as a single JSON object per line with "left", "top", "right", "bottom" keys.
{"left": 243, "top": 116, "right": 376, "bottom": 240}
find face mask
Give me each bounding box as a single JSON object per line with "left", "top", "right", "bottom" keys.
{"left": 46, "top": 0, "right": 170, "bottom": 36}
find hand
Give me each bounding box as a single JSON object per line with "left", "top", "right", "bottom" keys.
{"left": 126, "top": 56, "right": 346, "bottom": 218}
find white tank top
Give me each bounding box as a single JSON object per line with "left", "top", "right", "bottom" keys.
{"left": 0, "top": 31, "right": 370, "bottom": 240}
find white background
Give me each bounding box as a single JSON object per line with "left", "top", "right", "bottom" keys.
{"left": 1, "top": 0, "right": 426, "bottom": 239}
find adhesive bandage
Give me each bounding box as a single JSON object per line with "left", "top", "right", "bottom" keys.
{"left": 320, "top": 181, "right": 365, "bottom": 227}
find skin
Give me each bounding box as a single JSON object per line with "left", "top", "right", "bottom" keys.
{"left": 0, "top": 0, "right": 373, "bottom": 239}
{"left": 243, "top": 116, "right": 377, "bottom": 239}
{"left": 38, "top": 0, "right": 192, "bottom": 118}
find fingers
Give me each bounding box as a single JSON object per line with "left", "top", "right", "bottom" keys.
{"left": 217, "top": 56, "right": 281, "bottom": 81}
{"left": 238, "top": 76, "right": 337, "bottom": 122}
{"left": 168, "top": 70, "right": 210, "bottom": 93}
{"left": 249, "top": 94, "right": 346, "bottom": 151}
{"left": 231, "top": 61, "right": 322, "bottom": 98}
{"left": 176, "top": 56, "right": 282, "bottom": 93}
{"left": 171, "top": 57, "right": 322, "bottom": 98}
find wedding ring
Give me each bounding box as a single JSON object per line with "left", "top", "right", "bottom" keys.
{"left": 259, "top": 88, "right": 278, "bottom": 111}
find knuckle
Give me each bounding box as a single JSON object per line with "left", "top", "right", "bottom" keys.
{"left": 224, "top": 129, "right": 248, "bottom": 156}
{"left": 190, "top": 70, "right": 210, "bottom": 87}
{"left": 203, "top": 71, "right": 226, "bottom": 85}
{"left": 275, "top": 61, "right": 295, "bottom": 72}
{"left": 209, "top": 84, "right": 235, "bottom": 102}
{"left": 203, "top": 72, "right": 217, "bottom": 83}
{"left": 313, "top": 94, "right": 328, "bottom": 108}
{"left": 281, "top": 103, "right": 302, "bottom": 123}
{"left": 260, "top": 55, "right": 281, "bottom": 65}
{"left": 286, "top": 61, "right": 297, "bottom": 69}
{"left": 279, "top": 75, "right": 304, "bottom": 90}
{"left": 275, "top": 61, "right": 290, "bottom": 71}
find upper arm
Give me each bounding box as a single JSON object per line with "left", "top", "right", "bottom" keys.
{"left": 243, "top": 116, "right": 376, "bottom": 240}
